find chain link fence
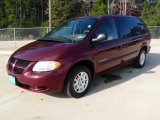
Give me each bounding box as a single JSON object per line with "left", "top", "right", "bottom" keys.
{"left": 0, "top": 27, "right": 49, "bottom": 49}
{"left": 0, "top": 27, "right": 49, "bottom": 41}
{"left": 148, "top": 26, "right": 160, "bottom": 39}
{"left": 0, "top": 26, "right": 159, "bottom": 48}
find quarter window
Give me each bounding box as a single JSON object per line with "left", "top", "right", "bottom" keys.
{"left": 115, "top": 17, "right": 149, "bottom": 38}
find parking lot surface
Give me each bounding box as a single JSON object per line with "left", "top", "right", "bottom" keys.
{"left": 0, "top": 40, "right": 160, "bottom": 120}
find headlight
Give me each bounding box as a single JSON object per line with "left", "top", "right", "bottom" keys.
{"left": 32, "top": 61, "right": 61, "bottom": 72}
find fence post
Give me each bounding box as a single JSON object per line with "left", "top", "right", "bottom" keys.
{"left": 47, "top": 27, "right": 49, "bottom": 33}
{"left": 14, "top": 28, "right": 16, "bottom": 48}
{"left": 154, "top": 27, "right": 156, "bottom": 38}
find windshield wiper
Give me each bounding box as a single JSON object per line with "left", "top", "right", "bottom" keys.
{"left": 37, "top": 39, "right": 65, "bottom": 43}
{"left": 41, "top": 36, "right": 74, "bottom": 43}
{"left": 57, "top": 36, "right": 74, "bottom": 43}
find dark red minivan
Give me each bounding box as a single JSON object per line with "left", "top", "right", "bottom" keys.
{"left": 7, "top": 15, "right": 151, "bottom": 98}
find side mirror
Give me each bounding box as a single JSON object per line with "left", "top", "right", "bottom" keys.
{"left": 92, "top": 33, "right": 107, "bottom": 42}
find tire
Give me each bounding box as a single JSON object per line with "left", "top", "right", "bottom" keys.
{"left": 65, "top": 65, "right": 91, "bottom": 98}
{"left": 133, "top": 49, "right": 146, "bottom": 68}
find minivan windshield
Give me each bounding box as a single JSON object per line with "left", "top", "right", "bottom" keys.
{"left": 40, "top": 18, "right": 97, "bottom": 43}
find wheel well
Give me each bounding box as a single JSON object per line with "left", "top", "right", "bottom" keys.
{"left": 67, "top": 60, "right": 95, "bottom": 80}
{"left": 63, "top": 60, "right": 95, "bottom": 91}
{"left": 141, "top": 45, "right": 147, "bottom": 52}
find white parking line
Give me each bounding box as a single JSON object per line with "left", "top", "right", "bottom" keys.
{"left": 0, "top": 51, "right": 13, "bottom": 55}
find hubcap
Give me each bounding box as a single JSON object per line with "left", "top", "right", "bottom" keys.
{"left": 73, "top": 72, "right": 89, "bottom": 93}
{"left": 140, "top": 52, "right": 146, "bottom": 65}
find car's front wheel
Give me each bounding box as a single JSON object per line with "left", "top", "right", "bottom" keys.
{"left": 65, "top": 65, "right": 91, "bottom": 98}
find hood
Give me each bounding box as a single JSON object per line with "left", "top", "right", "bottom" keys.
{"left": 12, "top": 41, "right": 72, "bottom": 61}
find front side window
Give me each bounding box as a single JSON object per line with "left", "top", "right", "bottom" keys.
{"left": 41, "top": 18, "right": 97, "bottom": 43}
{"left": 94, "top": 18, "right": 119, "bottom": 41}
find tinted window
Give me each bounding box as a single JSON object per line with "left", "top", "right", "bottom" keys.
{"left": 137, "top": 19, "right": 149, "bottom": 34}
{"left": 95, "top": 18, "right": 118, "bottom": 41}
{"left": 115, "top": 17, "right": 149, "bottom": 38}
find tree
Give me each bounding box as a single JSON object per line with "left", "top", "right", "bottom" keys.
{"left": 64, "top": 1, "right": 82, "bottom": 19}
{"left": 0, "top": 0, "right": 48, "bottom": 28}
{"left": 90, "top": 0, "right": 107, "bottom": 16}
{"left": 140, "top": 0, "right": 160, "bottom": 26}
{"left": 0, "top": 0, "right": 7, "bottom": 28}
{"left": 81, "top": 0, "right": 94, "bottom": 16}
{"left": 0, "top": 0, "right": 17, "bottom": 28}
{"left": 47, "top": 0, "right": 82, "bottom": 27}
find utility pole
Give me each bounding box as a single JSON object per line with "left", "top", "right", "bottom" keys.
{"left": 120, "top": 0, "right": 127, "bottom": 15}
{"left": 49, "top": 0, "right": 52, "bottom": 31}
{"left": 125, "top": 0, "right": 127, "bottom": 15}
{"left": 120, "top": 0, "right": 122, "bottom": 15}
{"left": 107, "top": 0, "right": 110, "bottom": 14}
{"left": 20, "top": 0, "right": 22, "bottom": 27}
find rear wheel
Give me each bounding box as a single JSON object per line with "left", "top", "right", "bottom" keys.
{"left": 133, "top": 49, "right": 146, "bottom": 68}
{"left": 65, "top": 65, "right": 91, "bottom": 98}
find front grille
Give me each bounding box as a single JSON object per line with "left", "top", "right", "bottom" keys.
{"left": 16, "top": 59, "right": 30, "bottom": 67}
{"left": 8, "top": 57, "right": 31, "bottom": 74}
{"left": 14, "top": 67, "right": 24, "bottom": 74}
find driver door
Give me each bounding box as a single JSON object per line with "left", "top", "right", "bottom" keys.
{"left": 94, "top": 17, "right": 123, "bottom": 73}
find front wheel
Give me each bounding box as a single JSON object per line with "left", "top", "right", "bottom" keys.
{"left": 133, "top": 50, "right": 146, "bottom": 68}
{"left": 65, "top": 65, "right": 91, "bottom": 98}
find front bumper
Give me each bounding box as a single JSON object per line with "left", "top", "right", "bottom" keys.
{"left": 10, "top": 71, "right": 66, "bottom": 92}
{"left": 7, "top": 57, "right": 67, "bottom": 93}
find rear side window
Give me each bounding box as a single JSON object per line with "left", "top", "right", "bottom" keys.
{"left": 115, "top": 17, "right": 149, "bottom": 38}
{"left": 95, "top": 17, "right": 119, "bottom": 41}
